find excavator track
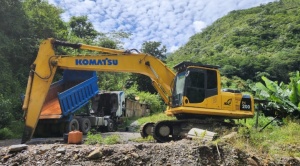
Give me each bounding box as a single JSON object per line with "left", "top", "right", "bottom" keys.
{"left": 148, "top": 118, "right": 235, "bottom": 143}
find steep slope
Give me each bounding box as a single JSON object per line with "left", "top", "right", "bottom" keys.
{"left": 167, "top": 0, "right": 300, "bottom": 82}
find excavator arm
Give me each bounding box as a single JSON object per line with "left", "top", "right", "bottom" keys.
{"left": 22, "top": 38, "right": 175, "bottom": 143}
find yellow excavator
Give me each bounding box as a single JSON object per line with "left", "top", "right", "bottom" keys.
{"left": 21, "top": 38, "right": 254, "bottom": 143}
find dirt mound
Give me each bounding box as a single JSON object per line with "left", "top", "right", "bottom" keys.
{"left": 1, "top": 139, "right": 299, "bottom": 166}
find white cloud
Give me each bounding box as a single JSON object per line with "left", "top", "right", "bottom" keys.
{"left": 49, "top": 0, "right": 276, "bottom": 52}
{"left": 169, "top": 45, "right": 180, "bottom": 53}
{"left": 193, "top": 21, "right": 207, "bottom": 33}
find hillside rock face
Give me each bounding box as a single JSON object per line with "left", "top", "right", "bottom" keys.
{"left": 1, "top": 139, "right": 299, "bottom": 166}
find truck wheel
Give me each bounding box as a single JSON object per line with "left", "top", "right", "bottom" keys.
{"left": 106, "top": 119, "right": 117, "bottom": 132}
{"left": 66, "top": 119, "right": 79, "bottom": 132}
{"left": 79, "top": 118, "right": 91, "bottom": 135}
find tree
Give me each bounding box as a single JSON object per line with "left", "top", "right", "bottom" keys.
{"left": 69, "top": 16, "right": 98, "bottom": 40}
{"left": 141, "top": 41, "right": 167, "bottom": 61}
{"left": 22, "top": 0, "right": 67, "bottom": 40}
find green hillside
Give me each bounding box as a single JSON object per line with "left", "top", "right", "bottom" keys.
{"left": 167, "top": 0, "right": 300, "bottom": 83}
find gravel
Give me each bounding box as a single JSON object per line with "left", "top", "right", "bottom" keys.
{"left": 0, "top": 132, "right": 299, "bottom": 166}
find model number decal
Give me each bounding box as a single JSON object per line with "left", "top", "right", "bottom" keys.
{"left": 242, "top": 104, "right": 251, "bottom": 110}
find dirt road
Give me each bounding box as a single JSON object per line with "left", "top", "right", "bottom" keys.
{"left": 0, "top": 131, "right": 141, "bottom": 147}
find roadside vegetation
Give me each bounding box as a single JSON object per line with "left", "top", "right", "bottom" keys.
{"left": 231, "top": 115, "right": 300, "bottom": 158}
{"left": 136, "top": 113, "right": 176, "bottom": 126}
{"left": 217, "top": 72, "right": 300, "bottom": 158}
{"left": 85, "top": 112, "right": 173, "bottom": 144}
{"left": 85, "top": 132, "right": 121, "bottom": 145}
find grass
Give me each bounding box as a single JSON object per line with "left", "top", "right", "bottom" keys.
{"left": 103, "top": 135, "right": 121, "bottom": 145}
{"left": 227, "top": 114, "right": 300, "bottom": 158}
{"left": 130, "top": 135, "right": 155, "bottom": 143}
{"left": 85, "top": 132, "right": 121, "bottom": 145}
{"left": 136, "top": 112, "right": 175, "bottom": 125}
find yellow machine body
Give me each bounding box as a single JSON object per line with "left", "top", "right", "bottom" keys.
{"left": 22, "top": 38, "right": 254, "bottom": 143}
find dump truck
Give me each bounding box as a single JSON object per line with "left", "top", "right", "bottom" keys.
{"left": 32, "top": 69, "right": 125, "bottom": 137}
{"left": 22, "top": 38, "right": 254, "bottom": 143}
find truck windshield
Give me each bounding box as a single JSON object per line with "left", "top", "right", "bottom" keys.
{"left": 172, "top": 71, "right": 186, "bottom": 107}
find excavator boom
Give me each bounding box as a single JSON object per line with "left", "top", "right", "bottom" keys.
{"left": 21, "top": 38, "right": 175, "bottom": 143}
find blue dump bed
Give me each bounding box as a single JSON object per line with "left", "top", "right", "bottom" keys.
{"left": 40, "top": 70, "right": 99, "bottom": 119}
{"left": 58, "top": 70, "right": 99, "bottom": 116}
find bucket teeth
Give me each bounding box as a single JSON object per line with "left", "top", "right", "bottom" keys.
{"left": 21, "top": 126, "right": 33, "bottom": 144}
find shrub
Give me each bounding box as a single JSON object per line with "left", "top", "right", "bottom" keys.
{"left": 0, "top": 95, "right": 13, "bottom": 129}
{"left": 0, "top": 128, "right": 14, "bottom": 140}
{"left": 125, "top": 84, "right": 165, "bottom": 113}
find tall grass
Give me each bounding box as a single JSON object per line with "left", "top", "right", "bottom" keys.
{"left": 231, "top": 114, "right": 300, "bottom": 157}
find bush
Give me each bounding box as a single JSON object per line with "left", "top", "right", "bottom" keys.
{"left": 0, "top": 128, "right": 14, "bottom": 140}
{"left": 0, "top": 95, "right": 13, "bottom": 129}
{"left": 138, "top": 92, "right": 165, "bottom": 113}
{"left": 125, "top": 84, "right": 165, "bottom": 113}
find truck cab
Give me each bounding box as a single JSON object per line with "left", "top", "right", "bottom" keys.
{"left": 89, "top": 91, "right": 125, "bottom": 132}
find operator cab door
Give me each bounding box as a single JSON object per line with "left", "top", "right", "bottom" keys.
{"left": 183, "top": 68, "right": 218, "bottom": 108}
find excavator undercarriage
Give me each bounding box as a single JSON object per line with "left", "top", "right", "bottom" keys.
{"left": 140, "top": 117, "right": 236, "bottom": 142}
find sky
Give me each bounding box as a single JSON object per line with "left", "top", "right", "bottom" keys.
{"left": 48, "top": 0, "right": 276, "bottom": 52}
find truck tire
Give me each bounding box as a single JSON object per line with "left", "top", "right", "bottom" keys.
{"left": 79, "top": 118, "right": 91, "bottom": 135}
{"left": 66, "top": 118, "right": 79, "bottom": 132}
{"left": 106, "top": 119, "right": 117, "bottom": 132}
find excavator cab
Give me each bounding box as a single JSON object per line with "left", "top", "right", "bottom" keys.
{"left": 172, "top": 62, "right": 219, "bottom": 108}
{"left": 168, "top": 61, "right": 254, "bottom": 120}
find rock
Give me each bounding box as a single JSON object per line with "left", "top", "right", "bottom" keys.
{"left": 128, "top": 120, "right": 140, "bottom": 131}
{"left": 124, "top": 155, "right": 129, "bottom": 160}
{"left": 73, "top": 154, "right": 79, "bottom": 160}
{"left": 247, "top": 157, "right": 259, "bottom": 166}
{"left": 38, "top": 145, "right": 52, "bottom": 154}
{"left": 131, "top": 152, "right": 139, "bottom": 158}
{"left": 221, "top": 132, "right": 238, "bottom": 140}
{"left": 187, "top": 128, "right": 218, "bottom": 141}
{"left": 87, "top": 148, "right": 103, "bottom": 160}
{"left": 55, "top": 161, "right": 62, "bottom": 165}
{"left": 56, "top": 147, "right": 66, "bottom": 154}
{"left": 2, "top": 154, "right": 12, "bottom": 161}
{"left": 73, "top": 149, "right": 80, "bottom": 153}
{"left": 286, "top": 158, "right": 300, "bottom": 166}
{"left": 8, "top": 144, "right": 28, "bottom": 153}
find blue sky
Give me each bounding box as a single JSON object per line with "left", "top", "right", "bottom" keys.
{"left": 48, "top": 0, "right": 276, "bottom": 52}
